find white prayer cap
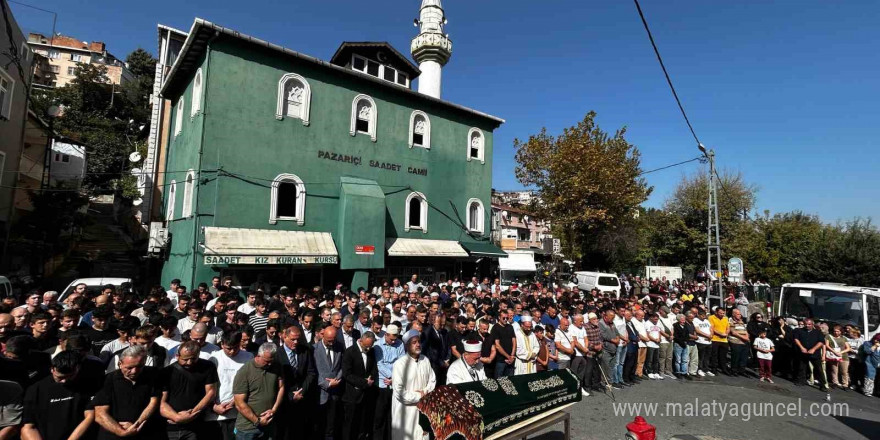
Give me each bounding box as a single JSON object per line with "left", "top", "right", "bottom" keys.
{"left": 587, "top": 312, "right": 598, "bottom": 320}
{"left": 386, "top": 324, "right": 400, "bottom": 335}
{"left": 402, "top": 330, "right": 420, "bottom": 344}
{"left": 463, "top": 340, "right": 482, "bottom": 353}
{"left": 520, "top": 315, "right": 533, "bottom": 323}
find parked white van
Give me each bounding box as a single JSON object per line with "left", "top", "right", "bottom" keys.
{"left": 574, "top": 271, "right": 621, "bottom": 297}
{"left": 59, "top": 277, "right": 132, "bottom": 302}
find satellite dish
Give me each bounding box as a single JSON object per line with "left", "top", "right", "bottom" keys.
{"left": 132, "top": 198, "right": 143, "bottom": 206}
{"left": 377, "top": 51, "right": 387, "bottom": 63}
{"left": 129, "top": 152, "right": 142, "bottom": 162}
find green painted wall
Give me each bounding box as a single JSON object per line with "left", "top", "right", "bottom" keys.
{"left": 161, "top": 36, "right": 501, "bottom": 288}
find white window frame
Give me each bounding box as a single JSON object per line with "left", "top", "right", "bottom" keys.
{"left": 71, "top": 53, "right": 84, "bottom": 62}
{"left": 0, "top": 69, "right": 13, "bottom": 120}
{"left": 467, "top": 128, "right": 485, "bottom": 164}
{"left": 174, "top": 98, "right": 183, "bottom": 136}
{"left": 404, "top": 191, "right": 428, "bottom": 233}
{"left": 350, "top": 94, "right": 377, "bottom": 142}
{"left": 48, "top": 49, "right": 60, "bottom": 59}
{"left": 465, "top": 198, "right": 485, "bottom": 234}
{"left": 351, "top": 54, "right": 409, "bottom": 88}
{"left": 166, "top": 180, "right": 177, "bottom": 222}
{"left": 275, "top": 73, "right": 311, "bottom": 125}
{"left": 181, "top": 169, "right": 195, "bottom": 218}
{"left": 191, "top": 68, "right": 202, "bottom": 117}
{"left": 67, "top": 66, "right": 76, "bottom": 76}
{"left": 408, "top": 110, "right": 431, "bottom": 149}
{"left": 269, "top": 173, "right": 306, "bottom": 225}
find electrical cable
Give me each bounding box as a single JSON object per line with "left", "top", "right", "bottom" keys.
{"left": 633, "top": 0, "right": 701, "bottom": 147}
{"left": 638, "top": 156, "right": 703, "bottom": 176}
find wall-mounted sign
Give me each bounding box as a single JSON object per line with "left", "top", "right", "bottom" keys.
{"left": 205, "top": 255, "right": 338, "bottom": 265}
{"left": 728, "top": 257, "right": 744, "bottom": 281}
{"left": 355, "top": 245, "right": 375, "bottom": 255}
{"left": 317, "top": 150, "right": 428, "bottom": 176}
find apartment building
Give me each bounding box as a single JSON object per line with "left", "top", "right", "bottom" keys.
{"left": 26, "top": 32, "right": 134, "bottom": 87}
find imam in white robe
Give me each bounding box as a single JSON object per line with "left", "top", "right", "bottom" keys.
{"left": 515, "top": 329, "right": 539, "bottom": 375}
{"left": 391, "top": 354, "right": 437, "bottom": 440}
{"left": 446, "top": 358, "right": 486, "bottom": 385}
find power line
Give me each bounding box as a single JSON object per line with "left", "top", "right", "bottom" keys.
{"left": 633, "top": 0, "right": 701, "bottom": 147}
{"left": 638, "top": 156, "right": 702, "bottom": 176}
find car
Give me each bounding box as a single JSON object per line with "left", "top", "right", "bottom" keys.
{"left": 58, "top": 277, "right": 133, "bottom": 302}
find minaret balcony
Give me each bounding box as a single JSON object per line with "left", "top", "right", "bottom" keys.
{"left": 411, "top": 33, "right": 452, "bottom": 65}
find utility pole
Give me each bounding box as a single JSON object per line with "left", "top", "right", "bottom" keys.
{"left": 699, "top": 144, "right": 723, "bottom": 309}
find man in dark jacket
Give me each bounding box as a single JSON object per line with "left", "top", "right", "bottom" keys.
{"left": 341, "top": 332, "right": 378, "bottom": 440}
{"left": 313, "top": 324, "right": 344, "bottom": 440}
{"left": 421, "top": 313, "right": 449, "bottom": 385}
{"left": 276, "top": 326, "right": 317, "bottom": 440}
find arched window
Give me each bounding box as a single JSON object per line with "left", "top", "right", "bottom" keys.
{"left": 409, "top": 110, "right": 430, "bottom": 149}
{"left": 466, "top": 198, "right": 484, "bottom": 233}
{"left": 181, "top": 170, "right": 195, "bottom": 218}
{"left": 191, "top": 68, "right": 202, "bottom": 117}
{"left": 467, "top": 128, "right": 484, "bottom": 163}
{"left": 166, "top": 180, "right": 177, "bottom": 221}
{"left": 404, "top": 191, "right": 428, "bottom": 233}
{"left": 174, "top": 99, "right": 184, "bottom": 136}
{"left": 275, "top": 73, "right": 311, "bottom": 125}
{"left": 349, "top": 94, "right": 377, "bottom": 142}
{"left": 269, "top": 173, "right": 306, "bottom": 225}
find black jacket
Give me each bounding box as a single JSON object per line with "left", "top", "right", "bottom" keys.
{"left": 336, "top": 328, "right": 361, "bottom": 349}
{"left": 341, "top": 342, "right": 377, "bottom": 404}
{"left": 421, "top": 326, "right": 448, "bottom": 368}
{"left": 275, "top": 343, "right": 317, "bottom": 401}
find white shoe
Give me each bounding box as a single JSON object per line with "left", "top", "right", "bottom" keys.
{"left": 581, "top": 390, "right": 591, "bottom": 397}
{"left": 697, "top": 370, "right": 706, "bottom": 377}
{"left": 648, "top": 373, "right": 656, "bottom": 379}
{"left": 657, "top": 374, "right": 664, "bottom": 380}
{"left": 705, "top": 371, "right": 716, "bottom": 377}
{"left": 665, "top": 374, "right": 676, "bottom": 379}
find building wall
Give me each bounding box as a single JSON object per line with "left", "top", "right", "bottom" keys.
{"left": 0, "top": 0, "right": 31, "bottom": 227}
{"left": 28, "top": 34, "right": 132, "bottom": 87}
{"left": 160, "top": 37, "right": 498, "bottom": 286}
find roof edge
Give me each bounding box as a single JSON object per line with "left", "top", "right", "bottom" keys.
{"left": 160, "top": 18, "right": 504, "bottom": 125}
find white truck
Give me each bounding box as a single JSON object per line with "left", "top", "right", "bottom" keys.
{"left": 645, "top": 266, "right": 683, "bottom": 282}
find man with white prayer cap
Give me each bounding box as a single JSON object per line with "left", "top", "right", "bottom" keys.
{"left": 515, "top": 314, "right": 540, "bottom": 375}
{"left": 446, "top": 339, "right": 487, "bottom": 384}
{"left": 391, "top": 330, "right": 436, "bottom": 440}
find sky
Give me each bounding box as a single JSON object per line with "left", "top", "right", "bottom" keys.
{"left": 9, "top": 0, "right": 880, "bottom": 223}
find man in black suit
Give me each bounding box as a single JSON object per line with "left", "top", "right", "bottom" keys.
{"left": 313, "top": 323, "right": 344, "bottom": 440}
{"left": 276, "top": 326, "right": 317, "bottom": 440}
{"left": 421, "top": 313, "right": 449, "bottom": 385}
{"left": 336, "top": 315, "right": 361, "bottom": 350}
{"left": 341, "top": 331, "right": 378, "bottom": 440}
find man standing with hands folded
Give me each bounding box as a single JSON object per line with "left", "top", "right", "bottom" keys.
{"left": 159, "top": 340, "right": 219, "bottom": 440}
{"left": 233, "top": 342, "right": 285, "bottom": 440}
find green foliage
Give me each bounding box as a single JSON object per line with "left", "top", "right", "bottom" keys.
{"left": 38, "top": 53, "right": 156, "bottom": 196}
{"left": 514, "top": 111, "right": 652, "bottom": 268}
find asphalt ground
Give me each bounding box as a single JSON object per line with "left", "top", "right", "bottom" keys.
{"left": 530, "top": 372, "right": 880, "bottom": 440}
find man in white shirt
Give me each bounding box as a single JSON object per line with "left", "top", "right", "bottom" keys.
{"left": 692, "top": 308, "right": 714, "bottom": 377}
{"left": 406, "top": 274, "right": 422, "bottom": 293}
{"left": 554, "top": 316, "right": 574, "bottom": 370}
{"left": 237, "top": 291, "right": 257, "bottom": 315}
{"left": 208, "top": 330, "right": 253, "bottom": 440}
{"left": 177, "top": 304, "right": 201, "bottom": 335}
{"left": 568, "top": 314, "right": 591, "bottom": 397}
{"left": 657, "top": 308, "right": 675, "bottom": 378}
{"left": 166, "top": 278, "right": 181, "bottom": 307}
{"left": 632, "top": 310, "right": 649, "bottom": 378}
{"left": 613, "top": 305, "right": 629, "bottom": 385}
{"left": 447, "top": 340, "right": 486, "bottom": 384}
{"left": 168, "top": 323, "right": 219, "bottom": 364}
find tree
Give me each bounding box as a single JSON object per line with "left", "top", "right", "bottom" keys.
{"left": 514, "top": 111, "right": 652, "bottom": 268}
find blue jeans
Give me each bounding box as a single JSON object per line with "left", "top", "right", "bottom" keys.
{"left": 236, "top": 427, "right": 273, "bottom": 440}
{"left": 673, "top": 344, "right": 689, "bottom": 374}
{"left": 495, "top": 360, "right": 515, "bottom": 378}
{"left": 867, "top": 360, "right": 877, "bottom": 380}
{"left": 615, "top": 345, "right": 627, "bottom": 382}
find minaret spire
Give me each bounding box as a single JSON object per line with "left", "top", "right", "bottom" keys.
{"left": 411, "top": 0, "right": 452, "bottom": 99}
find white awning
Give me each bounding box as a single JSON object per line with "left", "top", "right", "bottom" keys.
{"left": 499, "top": 252, "right": 537, "bottom": 272}
{"left": 203, "top": 227, "right": 338, "bottom": 265}
{"left": 385, "top": 238, "right": 469, "bottom": 257}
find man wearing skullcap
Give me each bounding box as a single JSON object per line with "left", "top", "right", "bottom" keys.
{"left": 391, "top": 330, "right": 436, "bottom": 440}
{"left": 515, "top": 315, "right": 539, "bottom": 375}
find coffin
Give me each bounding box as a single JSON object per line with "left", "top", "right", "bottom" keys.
{"left": 417, "top": 370, "right": 582, "bottom": 440}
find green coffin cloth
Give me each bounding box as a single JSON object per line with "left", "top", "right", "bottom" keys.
{"left": 460, "top": 241, "right": 507, "bottom": 258}
{"left": 418, "top": 370, "right": 581, "bottom": 440}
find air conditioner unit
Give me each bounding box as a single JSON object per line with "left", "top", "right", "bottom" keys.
{"left": 148, "top": 222, "right": 168, "bottom": 254}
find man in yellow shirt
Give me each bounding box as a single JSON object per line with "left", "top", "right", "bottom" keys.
{"left": 708, "top": 307, "right": 731, "bottom": 375}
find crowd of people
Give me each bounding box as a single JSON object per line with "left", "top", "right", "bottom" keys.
{"left": 1, "top": 274, "right": 879, "bottom": 440}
